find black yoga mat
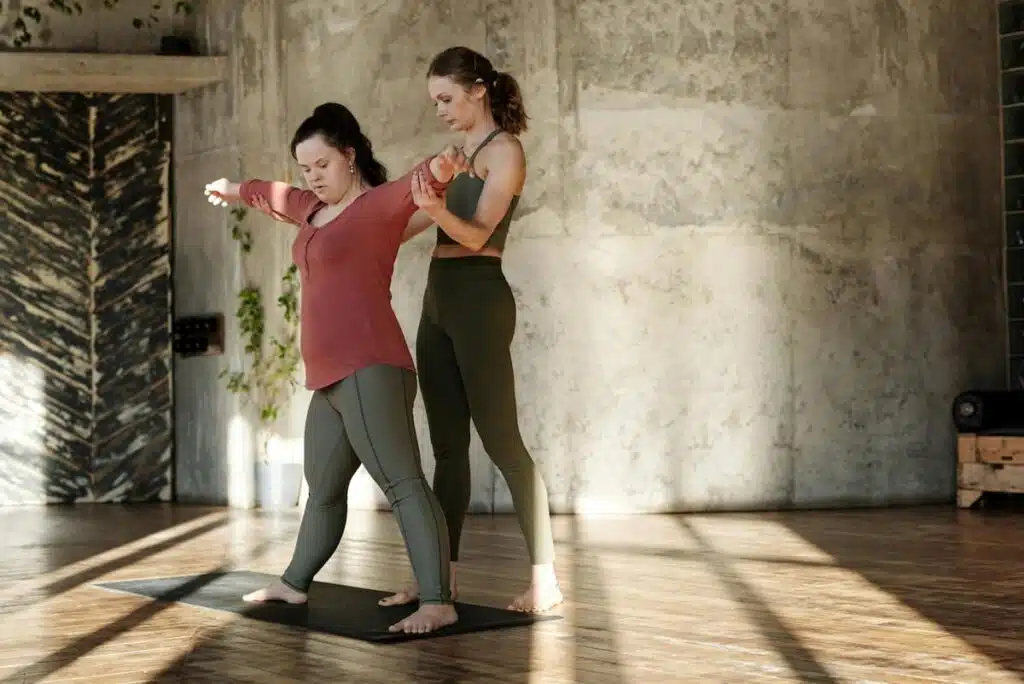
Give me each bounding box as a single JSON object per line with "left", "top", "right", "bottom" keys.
{"left": 93, "top": 570, "right": 559, "bottom": 643}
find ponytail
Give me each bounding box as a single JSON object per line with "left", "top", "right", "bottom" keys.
{"left": 489, "top": 71, "right": 528, "bottom": 135}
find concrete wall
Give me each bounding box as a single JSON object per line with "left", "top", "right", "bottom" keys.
{"left": 0, "top": 90, "right": 174, "bottom": 504}
{"left": 3, "top": 0, "right": 1006, "bottom": 513}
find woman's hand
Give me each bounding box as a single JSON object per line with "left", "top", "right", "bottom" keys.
{"left": 429, "top": 144, "right": 469, "bottom": 183}
{"left": 204, "top": 178, "right": 240, "bottom": 207}
{"left": 411, "top": 170, "right": 446, "bottom": 214}
{"left": 251, "top": 193, "right": 301, "bottom": 226}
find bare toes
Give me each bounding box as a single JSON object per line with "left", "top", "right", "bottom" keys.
{"left": 378, "top": 590, "right": 418, "bottom": 607}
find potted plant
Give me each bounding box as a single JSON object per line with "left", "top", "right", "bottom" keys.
{"left": 221, "top": 206, "right": 303, "bottom": 509}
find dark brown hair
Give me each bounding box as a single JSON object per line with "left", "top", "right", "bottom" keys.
{"left": 289, "top": 102, "right": 388, "bottom": 187}
{"left": 427, "top": 46, "right": 529, "bottom": 135}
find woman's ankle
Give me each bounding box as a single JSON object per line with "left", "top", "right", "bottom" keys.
{"left": 419, "top": 599, "right": 456, "bottom": 608}
{"left": 531, "top": 563, "right": 558, "bottom": 585}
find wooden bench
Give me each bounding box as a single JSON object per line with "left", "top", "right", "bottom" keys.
{"left": 957, "top": 433, "right": 1024, "bottom": 507}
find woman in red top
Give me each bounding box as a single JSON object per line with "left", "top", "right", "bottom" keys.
{"left": 203, "top": 102, "right": 465, "bottom": 635}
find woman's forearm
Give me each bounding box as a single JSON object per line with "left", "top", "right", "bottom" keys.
{"left": 221, "top": 181, "right": 242, "bottom": 203}
{"left": 402, "top": 210, "right": 435, "bottom": 244}
{"left": 429, "top": 207, "right": 494, "bottom": 252}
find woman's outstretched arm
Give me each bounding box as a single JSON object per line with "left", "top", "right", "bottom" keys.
{"left": 205, "top": 177, "right": 320, "bottom": 227}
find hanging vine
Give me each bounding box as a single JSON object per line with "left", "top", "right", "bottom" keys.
{"left": 220, "top": 206, "right": 302, "bottom": 453}
{"left": 2, "top": 1, "right": 195, "bottom": 48}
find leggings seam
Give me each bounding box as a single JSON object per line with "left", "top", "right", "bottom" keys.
{"left": 400, "top": 368, "right": 449, "bottom": 596}
{"left": 352, "top": 372, "right": 390, "bottom": 497}
{"left": 353, "top": 369, "right": 449, "bottom": 605}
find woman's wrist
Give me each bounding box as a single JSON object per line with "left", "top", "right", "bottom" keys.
{"left": 427, "top": 156, "right": 453, "bottom": 183}
{"left": 424, "top": 203, "right": 449, "bottom": 222}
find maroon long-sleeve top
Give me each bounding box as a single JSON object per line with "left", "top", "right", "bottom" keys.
{"left": 238, "top": 157, "right": 446, "bottom": 390}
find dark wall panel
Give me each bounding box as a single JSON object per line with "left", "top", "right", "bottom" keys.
{"left": 0, "top": 92, "right": 173, "bottom": 504}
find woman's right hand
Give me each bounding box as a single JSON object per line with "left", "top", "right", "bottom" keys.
{"left": 204, "top": 178, "right": 240, "bottom": 207}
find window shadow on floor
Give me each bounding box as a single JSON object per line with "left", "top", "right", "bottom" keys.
{"left": 777, "top": 504, "right": 1024, "bottom": 679}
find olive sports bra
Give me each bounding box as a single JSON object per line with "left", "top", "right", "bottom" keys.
{"left": 435, "top": 129, "right": 519, "bottom": 252}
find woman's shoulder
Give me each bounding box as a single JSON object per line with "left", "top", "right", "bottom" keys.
{"left": 481, "top": 131, "right": 525, "bottom": 169}
{"left": 491, "top": 130, "right": 523, "bottom": 152}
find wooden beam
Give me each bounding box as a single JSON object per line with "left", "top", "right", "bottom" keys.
{"left": 0, "top": 52, "right": 228, "bottom": 94}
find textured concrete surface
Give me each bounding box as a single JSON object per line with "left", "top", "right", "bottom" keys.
{"left": 0, "top": 93, "right": 174, "bottom": 504}
{"left": 1, "top": 0, "right": 1007, "bottom": 512}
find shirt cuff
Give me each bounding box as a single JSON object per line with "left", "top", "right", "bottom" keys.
{"left": 420, "top": 157, "right": 451, "bottom": 193}
{"left": 238, "top": 179, "right": 261, "bottom": 205}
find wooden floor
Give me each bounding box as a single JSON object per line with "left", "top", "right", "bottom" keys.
{"left": 0, "top": 504, "right": 1022, "bottom": 684}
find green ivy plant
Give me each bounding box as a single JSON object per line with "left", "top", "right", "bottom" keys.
{"left": 2, "top": 0, "right": 195, "bottom": 48}
{"left": 220, "top": 206, "right": 302, "bottom": 460}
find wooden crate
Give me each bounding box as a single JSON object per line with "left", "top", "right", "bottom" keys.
{"left": 957, "top": 434, "right": 1024, "bottom": 508}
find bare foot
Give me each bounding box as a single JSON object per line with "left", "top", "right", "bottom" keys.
{"left": 242, "top": 579, "right": 307, "bottom": 604}
{"left": 378, "top": 584, "right": 419, "bottom": 607}
{"left": 508, "top": 581, "right": 564, "bottom": 613}
{"left": 379, "top": 565, "right": 458, "bottom": 607}
{"left": 388, "top": 603, "right": 459, "bottom": 634}
{"left": 378, "top": 581, "right": 459, "bottom": 606}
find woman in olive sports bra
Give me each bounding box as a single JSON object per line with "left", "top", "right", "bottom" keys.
{"left": 381, "top": 46, "right": 563, "bottom": 614}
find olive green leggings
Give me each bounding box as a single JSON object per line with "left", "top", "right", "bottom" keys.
{"left": 415, "top": 256, "right": 555, "bottom": 565}
{"left": 280, "top": 363, "right": 453, "bottom": 604}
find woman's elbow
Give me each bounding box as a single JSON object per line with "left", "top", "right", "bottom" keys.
{"left": 465, "top": 225, "right": 497, "bottom": 252}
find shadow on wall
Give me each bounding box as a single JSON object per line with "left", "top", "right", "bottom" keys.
{"left": 0, "top": 351, "right": 86, "bottom": 503}
{"left": 0, "top": 348, "right": 172, "bottom": 505}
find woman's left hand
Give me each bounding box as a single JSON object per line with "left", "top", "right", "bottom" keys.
{"left": 251, "top": 193, "right": 300, "bottom": 226}
{"left": 432, "top": 144, "right": 469, "bottom": 181}
{"left": 412, "top": 170, "right": 445, "bottom": 213}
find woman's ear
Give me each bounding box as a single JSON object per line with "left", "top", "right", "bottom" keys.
{"left": 470, "top": 82, "right": 488, "bottom": 102}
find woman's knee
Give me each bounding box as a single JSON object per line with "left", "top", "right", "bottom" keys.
{"left": 380, "top": 473, "right": 432, "bottom": 507}
{"left": 477, "top": 423, "right": 533, "bottom": 468}
{"left": 306, "top": 485, "right": 348, "bottom": 509}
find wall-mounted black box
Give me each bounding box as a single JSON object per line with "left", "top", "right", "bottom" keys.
{"left": 173, "top": 314, "right": 225, "bottom": 358}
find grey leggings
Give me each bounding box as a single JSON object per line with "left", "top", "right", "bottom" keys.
{"left": 279, "top": 363, "right": 452, "bottom": 605}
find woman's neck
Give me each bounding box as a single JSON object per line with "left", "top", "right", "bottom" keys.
{"left": 464, "top": 116, "right": 500, "bottom": 150}
{"left": 328, "top": 177, "right": 367, "bottom": 207}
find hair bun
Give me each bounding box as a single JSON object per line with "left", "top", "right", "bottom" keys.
{"left": 313, "top": 102, "right": 347, "bottom": 118}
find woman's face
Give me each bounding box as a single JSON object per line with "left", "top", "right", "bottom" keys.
{"left": 294, "top": 133, "right": 353, "bottom": 204}
{"left": 428, "top": 75, "right": 484, "bottom": 132}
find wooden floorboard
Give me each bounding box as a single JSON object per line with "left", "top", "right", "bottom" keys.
{"left": 0, "top": 504, "right": 1021, "bottom": 683}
